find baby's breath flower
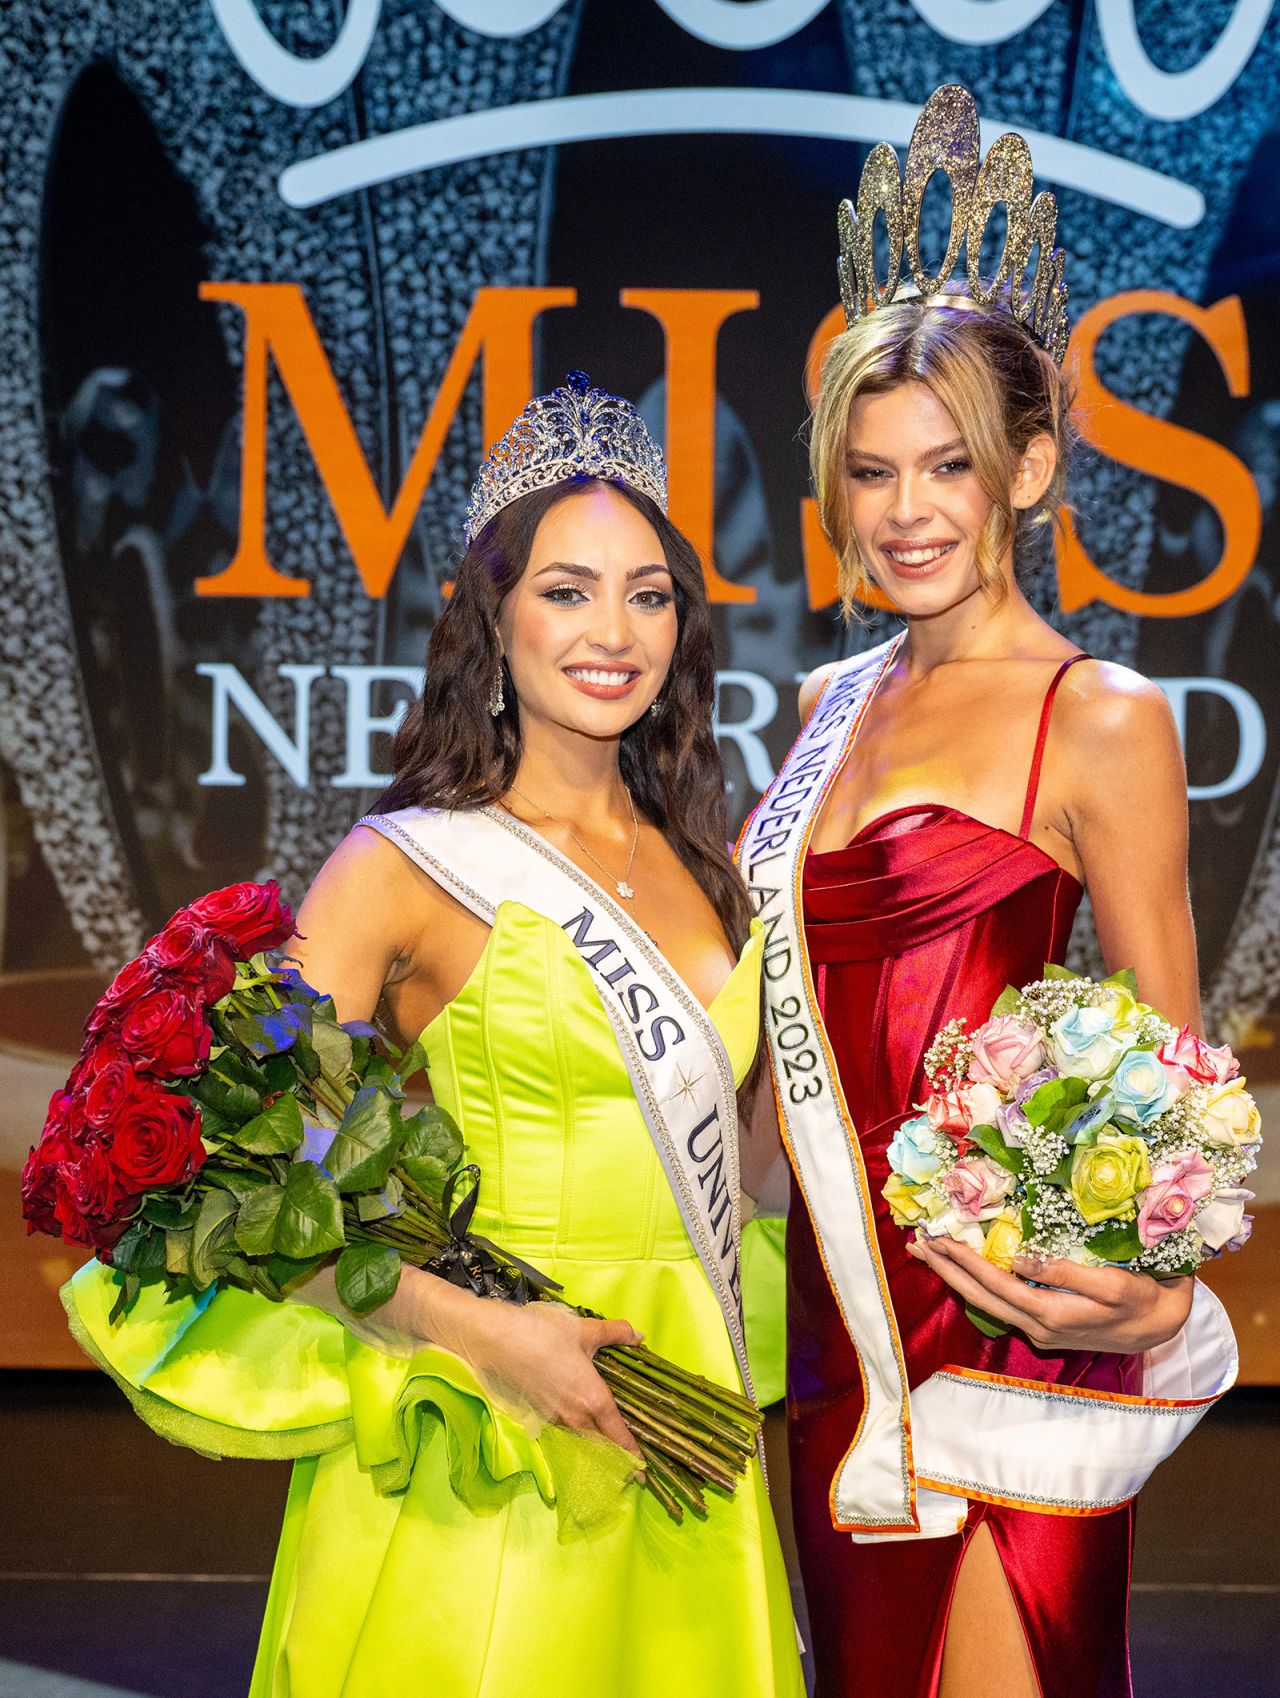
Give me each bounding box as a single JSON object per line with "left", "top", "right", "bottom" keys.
{"left": 1023, "top": 1184, "right": 1087, "bottom": 1258}
{"left": 1133, "top": 1227, "right": 1203, "bottom": 1275}
{"left": 1014, "top": 976, "right": 1102, "bottom": 1030}
{"left": 1136, "top": 1011, "right": 1176, "bottom": 1047}
{"left": 923, "top": 1018, "right": 972, "bottom": 1089}
{"left": 1022, "top": 1124, "right": 1069, "bottom": 1177}
{"left": 1147, "top": 1086, "right": 1209, "bottom": 1157}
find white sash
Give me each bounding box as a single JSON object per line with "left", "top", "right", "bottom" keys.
{"left": 359, "top": 805, "right": 756, "bottom": 1402}
{"left": 736, "top": 638, "right": 1238, "bottom": 1538}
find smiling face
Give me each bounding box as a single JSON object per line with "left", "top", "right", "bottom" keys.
{"left": 496, "top": 482, "right": 678, "bottom": 740}
{"left": 844, "top": 381, "right": 1000, "bottom": 618}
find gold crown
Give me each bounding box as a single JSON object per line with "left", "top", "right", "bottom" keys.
{"left": 837, "top": 84, "right": 1069, "bottom": 363}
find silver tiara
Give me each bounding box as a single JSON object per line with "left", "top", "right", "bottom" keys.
{"left": 462, "top": 371, "right": 668, "bottom": 545}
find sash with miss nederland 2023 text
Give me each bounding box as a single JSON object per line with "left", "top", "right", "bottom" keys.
{"left": 737, "top": 636, "right": 1237, "bottom": 1540}
{"left": 359, "top": 804, "right": 757, "bottom": 1406}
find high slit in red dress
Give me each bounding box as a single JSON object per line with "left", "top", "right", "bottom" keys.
{"left": 787, "top": 655, "right": 1138, "bottom": 1698}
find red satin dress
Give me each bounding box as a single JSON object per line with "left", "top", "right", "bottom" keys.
{"left": 788, "top": 655, "right": 1138, "bottom": 1698}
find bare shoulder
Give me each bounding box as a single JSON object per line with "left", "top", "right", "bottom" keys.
{"left": 297, "top": 820, "right": 442, "bottom": 946}
{"left": 797, "top": 661, "right": 842, "bottom": 725}
{"left": 1054, "top": 658, "right": 1179, "bottom": 749}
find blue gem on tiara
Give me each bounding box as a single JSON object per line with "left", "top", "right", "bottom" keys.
{"left": 461, "top": 372, "right": 668, "bottom": 546}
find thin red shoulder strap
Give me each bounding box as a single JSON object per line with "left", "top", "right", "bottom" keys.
{"left": 1020, "top": 654, "right": 1091, "bottom": 840}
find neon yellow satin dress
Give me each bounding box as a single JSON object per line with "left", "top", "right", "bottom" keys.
{"left": 64, "top": 900, "right": 803, "bottom": 1698}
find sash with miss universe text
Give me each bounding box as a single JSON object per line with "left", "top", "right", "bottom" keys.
{"left": 736, "top": 637, "right": 1237, "bottom": 1540}
{"left": 358, "top": 805, "right": 757, "bottom": 1405}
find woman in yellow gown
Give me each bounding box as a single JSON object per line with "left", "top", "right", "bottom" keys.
{"left": 63, "top": 373, "right": 803, "bottom": 1698}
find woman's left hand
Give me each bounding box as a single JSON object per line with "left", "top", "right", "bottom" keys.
{"left": 906, "top": 1233, "right": 1195, "bottom": 1353}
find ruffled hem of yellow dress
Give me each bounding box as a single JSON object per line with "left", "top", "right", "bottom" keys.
{"left": 63, "top": 1260, "right": 634, "bottom": 1533}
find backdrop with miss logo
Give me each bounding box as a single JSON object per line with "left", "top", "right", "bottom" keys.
{"left": 2, "top": 0, "right": 1279, "bottom": 1368}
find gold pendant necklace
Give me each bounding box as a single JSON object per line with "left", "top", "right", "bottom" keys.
{"left": 503, "top": 782, "right": 640, "bottom": 902}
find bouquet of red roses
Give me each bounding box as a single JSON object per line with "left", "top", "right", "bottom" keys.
{"left": 21, "top": 882, "right": 288, "bottom": 1260}
{"left": 22, "top": 882, "right": 761, "bottom": 1522}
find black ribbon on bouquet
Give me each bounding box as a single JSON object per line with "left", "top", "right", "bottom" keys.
{"left": 428, "top": 1164, "right": 562, "bottom": 1304}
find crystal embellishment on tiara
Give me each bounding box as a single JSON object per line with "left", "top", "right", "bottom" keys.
{"left": 837, "top": 83, "right": 1069, "bottom": 364}
{"left": 462, "top": 371, "right": 669, "bottom": 546}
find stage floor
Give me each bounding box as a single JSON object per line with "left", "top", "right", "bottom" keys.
{"left": 0, "top": 1372, "right": 1275, "bottom": 1697}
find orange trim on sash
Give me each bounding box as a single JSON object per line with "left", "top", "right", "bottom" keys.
{"left": 916, "top": 1475, "right": 1134, "bottom": 1519}
{"left": 937, "top": 1363, "right": 1221, "bottom": 1412}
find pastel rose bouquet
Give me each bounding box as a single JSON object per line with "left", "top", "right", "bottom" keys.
{"left": 883, "top": 966, "right": 1260, "bottom": 1335}
{"left": 22, "top": 882, "right": 761, "bottom": 1522}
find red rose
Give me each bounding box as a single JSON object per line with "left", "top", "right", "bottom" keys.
{"left": 119, "top": 989, "right": 211, "bottom": 1077}
{"left": 21, "top": 1146, "right": 67, "bottom": 1237}
{"left": 38, "top": 1084, "right": 89, "bottom": 1145}
{"left": 83, "top": 1054, "right": 142, "bottom": 1130}
{"left": 21, "top": 1102, "right": 84, "bottom": 1236}
{"left": 108, "top": 1090, "right": 205, "bottom": 1190}
{"left": 184, "top": 881, "right": 295, "bottom": 955}
{"left": 69, "top": 1038, "right": 127, "bottom": 1092}
{"left": 146, "top": 918, "right": 237, "bottom": 1004}
{"left": 86, "top": 956, "right": 165, "bottom": 1034}
{"left": 53, "top": 1140, "right": 137, "bottom": 1250}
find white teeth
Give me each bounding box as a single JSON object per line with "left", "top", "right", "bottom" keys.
{"left": 566, "top": 668, "right": 635, "bottom": 687}
{"left": 885, "top": 544, "right": 953, "bottom": 566}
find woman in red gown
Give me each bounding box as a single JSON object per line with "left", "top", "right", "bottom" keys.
{"left": 751, "top": 91, "right": 1210, "bottom": 1698}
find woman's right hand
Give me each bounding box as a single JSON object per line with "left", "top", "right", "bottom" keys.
{"left": 474, "top": 1301, "right": 645, "bottom": 1458}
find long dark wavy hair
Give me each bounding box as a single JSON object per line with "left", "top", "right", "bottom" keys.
{"left": 376, "top": 477, "right": 754, "bottom": 954}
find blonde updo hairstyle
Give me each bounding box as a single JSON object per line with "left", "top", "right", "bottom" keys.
{"left": 810, "top": 296, "right": 1076, "bottom": 619}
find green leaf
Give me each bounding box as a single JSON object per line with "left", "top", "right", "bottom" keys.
{"left": 188, "top": 1069, "right": 263, "bottom": 1124}
{"left": 356, "top": 1173, "right": 403, "bottom": 1222}
{"left": 222, "top": 1253, "right": 284, "bottom": 1301}
{"left": 165, "top": 1227, "right": 193, "bottom": 1277}
{"left": 191, "top": 1103, "right": 237, "bottom": 1141}
{"left": 231, "top": 1002, "right": 313, "bottom": 1060}
{"left": 233, "top": 1094, "right": 304, "bottom": 1156}
{"left": 396, "top": 1039, "right": 428, "bottom": 1085}
{"left": 141, "top": 1191, "right": 198, "bottom": 1229}
{"left": 1022, "top": 1075, "right": 1089, "bottom": 1130}
{"left": 965, "top": 1302, "right": 1010, "bottom": 1338}
{"left": 363, "top": 1054, "right": 404, "bottom": 1098}
{"left": 274, "top": 1160, "right": 345, "bottom": 1259}
{"left": 262, "top": 1053, "right": 299, "bottom": 1095}
{"left": 1102, "top": 967, "right": 1140, "bottom": 998}
{"left": 990, "top": 985, "right": 1023, "bottom": 1019}
{"left": 111, "top": 1221, "right": 167, "bottom": 1276}
{"left": 265, "top": 1252, "right": 321, "bottom": 1292}
{"left": 109, "top": 1272, "right": 142, "bottom": 1323}
{"left": 292, "top": 1027, "right": 323, "bottom": 1081}
{"left": 1042, "top": 963, "right": 1080, "bottom": 982}
{"left": 966, "top": 1123, "right": 1025, "bottom": 1175}
{"left": 309, "top": 1002, "right": 354, "bottom": 1081}
{"left": 334, "top": 1242, "right": 402, "bottom": 1314}
{"left": 400, "top": 1105, "right": 464, "bottom": 1188}
{"left": 235, "top": 1184, "right": 286, "bottom": 1255}
{"left": 190, "top": 1188, "right": 240, "bottom": 1289}
{"left": 268, "top": 958, "right": 323, "bottom": 1005}
{"left": 201, "top": 1166, "right": 270, "bottom": 1201}
{"left": 1059, "top": 1093, "right": 1116, "bottom": 1146}
{"left": 1085, "top": 1220, "right": 1144, "bottom": 1262}
{"left": 326, "top": 1085, "right": 403, "bottom": 1193}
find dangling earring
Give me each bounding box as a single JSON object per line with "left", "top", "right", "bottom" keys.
{"left": 488, "top": 663, "right": 505, "bottom": 717}
{"left": 649, "top": 694, "right": 662, "bottom": 719}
